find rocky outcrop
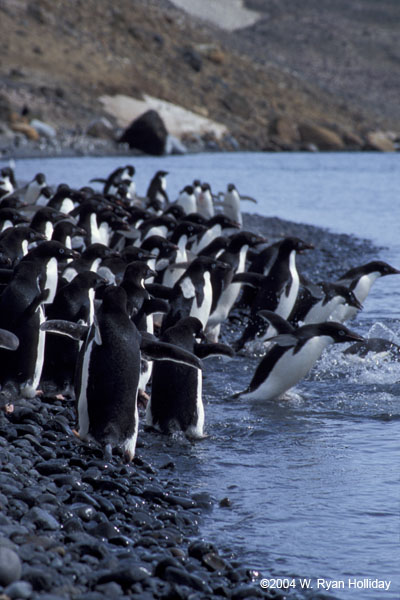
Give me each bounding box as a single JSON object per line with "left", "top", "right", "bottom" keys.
{"left": 118, "top": 110, "right": 168, "bottom": 155}
{"left": 298, "top": 123, "right": 345, "bottom": 151}
{"left": 365, "top": 131, "right": 396, "bottom": 152}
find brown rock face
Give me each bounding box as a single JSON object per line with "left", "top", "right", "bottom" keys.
{"left": 298, "top": 123, "right": 344, "bottom": 150}
{"left": 269, "top": 117, "right": 300, "bottom": 145}
{"left": 365, "top": 131, "right": 396, "bottom": 152}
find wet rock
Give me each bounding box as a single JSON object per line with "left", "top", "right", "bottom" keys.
{"left": 0, "top": 546, "right": 22, "bottom": 585}
{"left": 35, "top": 459, "right": 69, "bottom": 476}
{"left": 22, "top": 568, "right": 54, "bottom": 592}
{"left": 4, "top": 580, "right": 33, "bottom": 599}
{"left": 95, "top": 562, "right": 151, "bottom": 587}
{"left": 118, "top": 110, "right": 168, "bottom": 155}
{"left": 163, "top": 566, "right": 212, "bottom": 593}
{"left": 298, "top": 123, "right": 344, "bottom": 150}
{"left": 22, "top": 507, "right": 59, "bottom": 531}
{"left": 231, "top": 584, "right": 264, "bottom": 598}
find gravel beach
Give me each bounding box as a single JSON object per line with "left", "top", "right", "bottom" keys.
{"left": 0, "top": 211, "right": 378, "bottom": 600}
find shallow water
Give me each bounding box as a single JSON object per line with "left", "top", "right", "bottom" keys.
{"left": 3, "top": 152, "right": 400, "bottom": 598}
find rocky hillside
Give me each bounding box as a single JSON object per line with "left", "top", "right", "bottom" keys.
{"left": 0, "top": 0, "right": 399, "bottom": 155}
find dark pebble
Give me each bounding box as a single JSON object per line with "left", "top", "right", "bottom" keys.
{"left": 0, "top": 546, "right": 22, "bottom": 585}
{"left": 4, "top": 580, "right": 33, "bottom": 599}
{"left": 35, "top": 459, "right": 69, "bottom": 476}
{"left": 96, "top": 562, "right": 151, "bottom": 587}
{"left": 164, "top": 565, "right": 212, "bottom": 594}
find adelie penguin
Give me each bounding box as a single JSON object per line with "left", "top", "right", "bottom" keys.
{"left": 0, "top": 260, "right": 49, "bottom": 401}
{"left": 331, "top": 260, "right": 400, "bottom": 322}
{"left": 233, "top": 237, "right": 314, "bottom": 351}
{"left": 42, "top": 286, "right": 202, "bottom": 461}
{"left": 235, "top": 310, "right": 364, "bottom": 401}
{"left": 148, "top": 317, "right": 234, "bottom": 438}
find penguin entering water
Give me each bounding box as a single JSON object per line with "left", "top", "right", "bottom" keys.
{"left": 148, "top": 317, "right": 233, "bottom": 437}
{"left": 236, "top": 310, "right": 364, "bottom": 401}
{"left": 233, "top": 237, "right": 314, "bottom": 351}
{"left": 42, "top": 286, "right": 202, "bottom": 461}
{"left": 331, "top": 260, "right": 400, "bottom": 322}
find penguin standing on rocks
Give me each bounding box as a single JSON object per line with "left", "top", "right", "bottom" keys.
{"left": 176, "top": 185, "right": 197, "bottom": 215}
{"left": 0, "top": 261, "right": 49, "bottom": 401}
{"left": 220, "top": 183, "right": 257, "bottom": 228}
{"left": 148, "top": 317, "right": 233, "bottom": 437}
{"left": 42, "top": 286, "right": 202, "bottom": 460}
{"left": 24, "top": 173, "right": 47, "bottom": 205}
{"left": 236, "top": 311, "right": 364, "bottom": 401}
{"left": 41, "top": 271, "right": 105, "bottom": 396}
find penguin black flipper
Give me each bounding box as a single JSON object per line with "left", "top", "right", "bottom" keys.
{"left": 0, "top": 328, "right": 19, "bottom": 350}
{"left": 194, "top": 342, "right": 234, "bottom": 359}
{"left": 145, "top": 283, "right": 176, "bottom": 301}
{"left": 21, "top": 289, "right": 50, "bottom": 321}
{"left": 41, "top": 319, "right": 89, "bottom": 340}
{"left": 258, "top": 310, "right": 297, "bottom": 335}
{"left": 140, "top": 334, "right": 203, "bottom": 370}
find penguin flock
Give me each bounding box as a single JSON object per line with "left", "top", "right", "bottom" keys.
{"left": 0, "top": 163, "right": 399, "bottom": 462}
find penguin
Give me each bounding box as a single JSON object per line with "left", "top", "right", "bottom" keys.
{"left": 47, "top": 184, "right": 79, "bottom": 214}
{"left": 197, "top": 235, "right": 229, "bottom": 259}
{"left": 331, "top": 260, "right": 400, "bottom": 322}
{"left": 146, "top": 170, "right": 169, "bottom": 208}
{"left": 220, "top": 183, "right": 257, "bottom": 228}
{"left": 196, "top": 182, "right": 214, "bottom": 220}
{"left": 148, "top": 317, "right": 233, "bottom": 437}
{"left": 61, "top": 243, "right": 116, "bottom": 283}
{"left": 52, "top": 220, "right": 86, "bottom": 250}
{"left": 96, "top": 209, "right": 129, "bottom": 247}
{"left": 161, "top": 221, "right": 206, "bottom": 288}
{"left": 343, "top": 337, "right": 400, "bottom": 360}
{"left": 41, "top": 271, "right": 105, "bottom": 396}
{"left": 288, "top": 281, "right": 363, "bottom": 326}
{"left": 0, "top": 167, "right": 16, "bottom": 199}
{"left": 34, "top": 186, "right": 53, "bottom": 208}
{"left": 236, "top": 310, "right": 364, "bottom": 401}
{"left": 91, "top": 165, "right": 135, "bottom": 197}
{"left": 0, "top": 226, "right": 46, "bottom": 267}
{"left": 137, "top": 214, "right": 176, "bottom": 243}
{"left": 176, "top": 185, "right": 197, "bottom": 215}
{"left": 24, "top": 173, "right": 47, "bottom": 205}
{"left": 190, "top": 214, "right": 240, "bottom": 254}
{"left": 0, "top": 207, "right": 29, "bottom": 232}
{"left": 21, "top": 240, "right": 79, "bottom": 305}
{"left": 0, "top": 328, "right": 19, "bottom": 412}
{"left": 233, "top": 237, "right": 314, "bottom": 351}
{"left": 206, "top": 231, "right": 266, "bottom": 342}
{"left": 162, "top": 256, "right": 231, "bottom": 331}
{"left": 235, "top": 240, "right": 281, "bottom": 310}
{"left": 30, "top": 206, "right": 65, "bottom": 240}
{"left": 42, "top": 286, "right": 202, "bottom": 461}
{"left": 0, "top": 260, "right": 49, "bottom": 401}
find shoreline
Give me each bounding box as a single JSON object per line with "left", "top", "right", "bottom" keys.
{"left": 0, "top": 211, "right": 380, "bottom": 599}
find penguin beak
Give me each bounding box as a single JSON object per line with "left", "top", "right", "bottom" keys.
{"left": 349, "top": 296, "right": 363, "bottom": 310}
{"left": 298, "top": 242, "right": 314, "bottom": 254}
{"left": 344, "top": 330, "right": 365, "bottom": 343}
{"left": 146, "top": 269, "right": 157, "bottom": 280}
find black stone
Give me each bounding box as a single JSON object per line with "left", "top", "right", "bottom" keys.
{"left": 118, "top": 110, "right": 168, "bottom": 156}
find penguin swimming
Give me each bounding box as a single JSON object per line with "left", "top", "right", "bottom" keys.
{"left": 236, "top": 310, "right": 364, "bottom": 401}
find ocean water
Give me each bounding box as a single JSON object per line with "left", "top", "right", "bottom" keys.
{"left": 3, "top": 152, "right": 400, "bottom": 598}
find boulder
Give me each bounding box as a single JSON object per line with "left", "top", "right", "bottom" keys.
{"left": 298, "top": 123, "right": 344, "bottom": 150}
{"left": 10, "top": 121, "right": 40, "bottom": 141}
{"left": 86, "top": 117, "right": 115, "bottom": 140}
{"left": 342, "top": 129, "right": 364, "bottom": 148}
{"left": 118, "top": 109, "right": 168, "bottom": 155}
{"left": 269, "top": 117, "right": 300, "bottom": 145}
{"left": 365, "top": 131, "right": 396, "bottom": 152}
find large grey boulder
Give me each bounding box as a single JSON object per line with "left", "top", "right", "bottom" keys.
{"left": 119, "top": 109, "right": 168, "bottom": 155}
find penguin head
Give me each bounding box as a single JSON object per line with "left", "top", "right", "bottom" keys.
{"left": 25, "top": 240, "right": 79, "bottom": 261}
{"left": 123, "top": 261, "right": 157, "bottom": 285}
{"left": 319, "top": 323, "right": 365, "bottom": 345}
{"left": 121, "top": 246, "right": 156, "bottom": 263}
{"left": 163, "top": 204, "right": 185, "bottom": 221}
{"left": 228, "top": 231, "right": 266, "bottom": 251}
{"left": 366, "top": 261, "right": 400, "bottom": 277}
{"left": 280, "top": 237, "right": 314, "bottom": 254}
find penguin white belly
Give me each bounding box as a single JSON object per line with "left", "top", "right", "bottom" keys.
{"left": 209, "top": 245, "right": 248, "bottom": 327}
{"left": 185, "top": 371, "right": 204, "bottom": 438}
{"left": 98, "top": 222, "right": 111, "bottom": 246}
{"left": 123, "top": 398, "right": 139, "bottom": 460}
{"left": 89, "top": 213, "right": 102, "bottom": 245}
{"left": 334, "top": 273, "right": 379, "bottom": 321}
{"left": 1, "top": 220, "right": 13, "bottom": 232}
{"left": 163, "top": 239, "right": 187, "bottom": 288}
{"left": 45, "top": 222, "right": 54, "bottom": 241}
{"left": 304, "top": 297, "right": 343, "bottom": 324}
{"left": 77, "top": 337, "right": 95, "bottom": 439}
{"left": 60, "top": 198, "right": 75, "bottom": 214}
{"left": 243, "top": 337, "right": 331, "bottom": 401}
{"left": 20, "top": 305, "right": 46, "bottom": 398}
{"left": 193, "top": 225, "right": 220, "bottom": 254}
{"left": 44, "top": 257, "right": 58, "bottom": 304}
{"left": 191, "top": 271, "right": 212, "bottom": 328}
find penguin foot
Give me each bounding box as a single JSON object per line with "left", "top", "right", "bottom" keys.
{"left": 137, "top": 389, "right": 150, "bottom": 409}
{"left": 55, "top": 393, "right": 66, "bottom": 401}
{"left": 3, "top": 403, "right": 14, "bottom": 414}
{"left": 35, "top": 389, "right": 44, "bottom": 397}
{"left": 72, "top": 429, "right": 81, "bottom": 439}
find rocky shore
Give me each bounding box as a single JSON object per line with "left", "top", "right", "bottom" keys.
{"left": 1, "top": 0, "right": 399, "bottom": 157}
{"left": 0, "top": 209, "right": 378, "bottom": 600}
